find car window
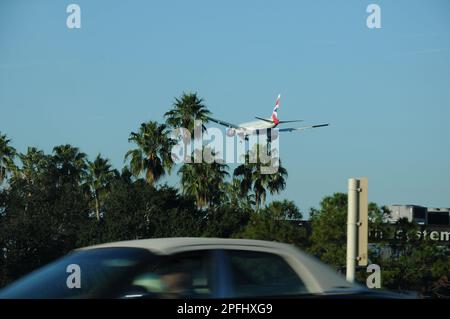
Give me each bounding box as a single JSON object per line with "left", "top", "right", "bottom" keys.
{"left": 226, "top": 250, "right": 307, "bottom": 297}
{"left": 128, "top": 250, "right": 215, "bottom": 299}
{"left": 0, "top": 248, "right": 154, "bottom": 299}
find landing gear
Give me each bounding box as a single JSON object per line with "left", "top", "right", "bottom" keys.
{"left": 266, "top": 128, "right": 272, "bottom": 157}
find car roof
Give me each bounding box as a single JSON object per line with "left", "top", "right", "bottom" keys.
{"left": 79, "top": 237, "right": 296, "bottom": 255}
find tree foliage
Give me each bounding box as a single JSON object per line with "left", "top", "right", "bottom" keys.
{"left": 308, "top": 193, "right": 348, "bottom": 268}
{"left": 0, "top": 132, "right": 17, "bottom": 184}
{"left": 0, "top": 93, "right": 448, "bottom": 298}
{"left": 239, "top": 200, "right": 308, "bottom": 247}
{"left": 234, "top": 145, "right": 287, "bottom": 210}
{"left": 125, "top": 121, "right": 175, "bottom": 185}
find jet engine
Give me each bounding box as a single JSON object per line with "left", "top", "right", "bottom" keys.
{"left": 226, "top": 128, "right": 236, "bottom": 137}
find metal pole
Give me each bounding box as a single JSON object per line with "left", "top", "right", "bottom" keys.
{"left": 346, "top": 178, "right": 358, "bottom": 282}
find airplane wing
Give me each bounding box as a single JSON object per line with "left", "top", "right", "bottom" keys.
{"left": 278, "top": 120, "right": 304, "bottom": 124}
{"left": 278, "top": 123, "right": 330, "bottom": 132}
{"left": 255, "top": 116, "right": 304, "bottom": 124}
{"left": 255, "top": 117, "right": 273, "bottom": 123}
{"left": 207, "top": 116, "right": 240, "bottom": 129}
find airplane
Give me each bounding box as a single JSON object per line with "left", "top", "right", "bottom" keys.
{"left": 207, "top": 94, "right": 329, "bottom": 139}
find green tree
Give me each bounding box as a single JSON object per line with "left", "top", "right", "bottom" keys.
{"left": 220, "top": 178, "right": 255, "bottom": 211}
{"left": 0, "top": 132, "right": 17, "bottom": 185}
{"left": 86, "top": 154, "right": 118, "bottom": 221}
{"left": 10, "top": 147, "right": 51, "bottom": 212}
{"left": 234, "top": 145, "right": 287, "bottom": 210}
{"left": 0, "top": 154, "right": 90, "bottom": 286}
{"left": 51, "top": 145, "right": 88, "bottom": 186}
{"left": 15, "top": 147, "right": 49, "bottom": 183}
{"left": 202, "top": 204, "right": 251, "bottom": 238}
{"left": 99, "top": 180, "right": 203, "bottom": 242}
{"left": 125, "top": 121, "right": 175, "bottom": 185}
{"left": 178, "top": 148, "right": 229, "bottom": 209}
{"left": 308, "top": 193, "right": 348, "bottom": 268}
{"left": 164, "top": 92, "right": 211, "bottom": 162}
{"left": 307, "top": 194, "right": 385, "bottom": 268}
{"left": 239, "top": 200, "right": 308, "bottom": 247}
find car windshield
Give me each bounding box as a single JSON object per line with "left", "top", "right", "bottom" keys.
{"left": 0, "top": 248, "right": 154, "bottom": 299}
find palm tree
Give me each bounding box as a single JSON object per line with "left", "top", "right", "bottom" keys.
{"left": 14, "top": 147, "right": 50, "bottom": 188}
{"left": 221, "top": 178, "right": 255, "bottom": 211}
{"left": 0, "top": 132, "right": 17, "bottom": 184}
{"left": 234, "top": 145, "right": 288, "bottom": 210}
{"left": 52, "top": 144, "right": 88, "bottom": 186}
{"left": 86, "top": 154, "right": 117, "bottom": 221}
{"left": 164, "top": 92, "right": 211, "bottom": 162}
{"left": 178, "top": 147, "right": 229, "bottom": 209}
{"left": 125, "top": 121, "right": 175, "bottom": 185}
{"left": 12, "top": 147, "right": 50, "bottom": 212}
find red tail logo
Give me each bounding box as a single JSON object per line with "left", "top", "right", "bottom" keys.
{"left": 272, "top": 94, "right": 281, "bottom": 126}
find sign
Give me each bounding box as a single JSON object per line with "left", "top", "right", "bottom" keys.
{"left": 370, "top": 226, "right": 450, "bottom": 243}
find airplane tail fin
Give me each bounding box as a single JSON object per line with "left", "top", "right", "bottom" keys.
{"left": 271, "top": 94, "right": 281, "bottom": 125}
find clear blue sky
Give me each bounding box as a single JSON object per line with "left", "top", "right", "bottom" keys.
{"left": 1, "top": 0, "right": 449, "bottom": 214}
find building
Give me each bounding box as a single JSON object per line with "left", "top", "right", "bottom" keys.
{"left": 387, "top": 205, "right": 450, "bottom": 226}
{"left": 387, "top": 205, "right": 428, "bottom": 225}
{"left": 428, "top": 207, "right": 450, "bottom": 225}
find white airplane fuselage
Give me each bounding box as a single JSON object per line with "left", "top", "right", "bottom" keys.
{"left": 227, "top": 119, "right": 277, "bottom": 138}
{"left": 238, "top": 119, "right": 276, "bottom": 130}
